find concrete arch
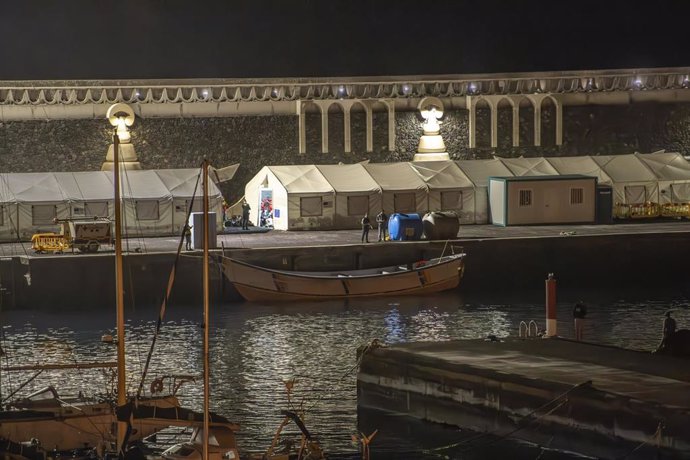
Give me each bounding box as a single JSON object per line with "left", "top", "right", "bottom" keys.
{"left": 350, "top": 100, "right": 368, "bottom": 154}
{"left": 298, "top": 98, "right": 389, "bottom": 154}
{"left": 474, "top": 98, "right": 493, "bottom": 148}
{"left": 496, "top": 97, "right": 515, "bottom": 149}
{"left": 327, "top": 101, "right": 346, "bottom": 154}
{"left": 540, "top": 96, "right": 557, "bottom": 146}
{"left": 369, "top": 100, "right": 390, "bottom": 154}
{"left": 298, "top": 100, "right": 323, "bottom": 154}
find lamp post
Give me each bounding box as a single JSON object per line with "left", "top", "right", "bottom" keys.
{"left": 106, "top": 103, "right": 135, "bottom": 458}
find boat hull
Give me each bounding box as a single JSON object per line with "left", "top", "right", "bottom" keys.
{"left": 222, "top": 255, "right": 465, "bottom": 302}
{"left": 0, "top": 396, "right": 180, "bottom": 452}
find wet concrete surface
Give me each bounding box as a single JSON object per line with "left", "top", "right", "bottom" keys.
{"left": 3, "top": 220, "right": 690, "bottom": 257}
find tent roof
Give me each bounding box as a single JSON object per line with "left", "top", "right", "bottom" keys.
{"left": 0, "top": 169, "right": 225, "bottom": 204}
{"left": 591, "top": 154, "right": 657, "bottom": 182}
{"left": 545, "top": 156, "right": 613, "bottom": 185}
{"left": 362, "top": 163, "right": 428, "bottom": 191}
{"left": 155, "top": 168, "right": 222, "bottom": 198}
{"left": 408, "top": 161, "right": 474, "bottom": 189}
{"left": 316, "top": 164, "right": 380, "bottom": 193}
{"left": 54, "top": 171, "right": 113, "bottom": 201}
{"left": 0, "top": 172, "right": 67, "bottom": 203}
{"left": 267, "top": 165, "right": 334, "bottom": 194}
{"left": 115, "top": 170, "right": 172, "bottom": 200}
{"left": 635, "top": 152, "right": 690, "bottom": 181}
{"left": 455, "top": 159, "right": 514, "bottom": 187}
{"left": 499, "top": 157, "right": 559, "bottom": 176}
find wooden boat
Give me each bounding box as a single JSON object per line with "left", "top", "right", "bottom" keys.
{"left": 222, "top": 253, "right": 465, "bottom": 302}
{"left": 158, "top": 159, "right": 241, "bottom": 460}
{"left": 0, "top": 108, "right": 232, "bottom": 459}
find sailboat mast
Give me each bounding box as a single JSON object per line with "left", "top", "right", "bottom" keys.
{"left": 202, "top": 159, "right": 210, "bottom": 460}
{"left": 113, "top": 129, "right": 127, "bottom": 456}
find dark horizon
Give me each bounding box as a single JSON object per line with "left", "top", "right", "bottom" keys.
{"left": 1, "top": 0, "right": 689, "bottom": 81}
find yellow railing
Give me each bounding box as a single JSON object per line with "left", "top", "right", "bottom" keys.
{"left": 660, "top": 202, "right": 690, "bottom": 218}
{"left": 615, "top": 202, "right": 690, "bottom": 219}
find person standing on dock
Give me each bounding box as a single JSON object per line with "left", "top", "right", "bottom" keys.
{"left": 376, "top": 210, "right": 388, "bottom": 242}
{"left": 183, "top": 223, "right": 192, "bottom": 251}
{"left": 241, "top": 199, "right": 251, "bottom": 230}
{"left": 573, "top": 302, "right": 587, "bottom": 341}
{"left": 361, "top": 213, "right": 372, "bottom": 243}
{"left": 656, "top": 311, "right": 677, "bottom": 351}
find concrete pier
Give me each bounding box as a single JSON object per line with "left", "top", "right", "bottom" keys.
{"left": 357, "top": 338, "right": 690, "bottom": 459}
{"left": 2, "top": 221, "right": 690, "bottom": 309}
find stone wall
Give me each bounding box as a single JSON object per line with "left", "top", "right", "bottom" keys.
{"left": 2, "top": 102, "right": 690, "bottom": 201}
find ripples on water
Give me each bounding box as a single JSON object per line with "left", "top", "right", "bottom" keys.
{"left": 1, "top": 289, "right": 688, "bottom": 459}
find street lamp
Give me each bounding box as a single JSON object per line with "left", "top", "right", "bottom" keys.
{"left": 101, "top": 103, "right": 141, "bottom": 171}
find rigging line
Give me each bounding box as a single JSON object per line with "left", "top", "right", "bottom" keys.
{"left": 303, "top": 340, "right": 374, "bottom": 413}
{"left": 0, "top": 175, "right": 29, "bottom": 257}
{"left": 120, "top": 166, "right": 145, "bottom": 253}
{"left": 135, "top": 166, "right": 202, "bottom": 399}
{"left": 56, "top": 398, "right": 106, "bottom": 440}
{"left": 459, "top": 398, "right": 569, "bottom": 454}
{"left": 0, "top": 369, "right": 43, "bottom": 404}
{"left": 614, "top": 421, "right": 664, "bottom": 460}
{"left": 425, "top": 380, "right": 591, "bottom": 454}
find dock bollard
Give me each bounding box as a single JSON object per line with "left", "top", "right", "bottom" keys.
{"left": 545, "top": 273, "right": 557, "bottom": 337}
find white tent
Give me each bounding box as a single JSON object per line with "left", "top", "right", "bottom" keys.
{"left": 545, "top": 156, "right": 613, "bottom": 185}
{"left": 154, "top": 169, "right": 224, "bottom": 233}
{"left": 362, "top": 163, "right": 428, "bottom": 215}
{"left": 54, "top": 171, "right": 114, "bottom": 220}
{"left": 114, "top": 170, "right": 173, "bottom": 236}
{"left": 408, "top": 161, "right": 476, "bottom": 224}
{"left": 499, "top": 157, "right": 560, "bottom": 176}
{"left": 591, "top": 155, "right": 659, "bottom": 204}
{"left": 455, "top": 159, "right": 514, "bottom": 223}
{"left": 244, "top": 165, "right": 335, "bottom": 230}
{"left": 0, "top": 168, "right": 222, "bottom": 242}
{"left": 316, "top": 164, "right": 381, "bottom": 229}
{"left": 0, "top": 173, "right": 69, "bottom": 240}
{"left": 634, "top": 152, "right": 690, "bottom": 203}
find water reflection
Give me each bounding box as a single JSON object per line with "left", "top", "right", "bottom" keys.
{"left": 0, "top": 289, "right": 688, "bottom": 457}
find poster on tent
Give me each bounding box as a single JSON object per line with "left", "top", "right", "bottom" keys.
{"left": 259, "top": 188, "right": 273, "bottom": 227}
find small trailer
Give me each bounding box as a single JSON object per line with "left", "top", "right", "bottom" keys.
{"left": 31, "top": 217, "right": 112, "bottom": 253}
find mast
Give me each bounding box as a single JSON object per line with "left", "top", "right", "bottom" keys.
{"left": 113, "top": 128, "right": 127, "bottom": 458}
{"left": 202, "top": 159, "right": 210, "bottom": 460}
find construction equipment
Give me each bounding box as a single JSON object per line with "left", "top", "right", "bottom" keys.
{"left": 31, "top": 217, "right": 112, "bottom": 254}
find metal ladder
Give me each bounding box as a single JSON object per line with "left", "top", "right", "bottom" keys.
{"left": 519, "top": 320, "right": 539, "bottom": 338}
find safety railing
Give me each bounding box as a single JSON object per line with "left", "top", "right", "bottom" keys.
{"left": 519, "top": 320, "right": 539, "bottom": 338}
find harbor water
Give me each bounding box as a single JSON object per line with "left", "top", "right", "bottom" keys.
{"left": 1, "top": 288, "right": 688, "bottom": 459}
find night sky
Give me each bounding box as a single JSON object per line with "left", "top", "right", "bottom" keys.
{"left": 1, "top": 0, "right": 688, "bottom": 80}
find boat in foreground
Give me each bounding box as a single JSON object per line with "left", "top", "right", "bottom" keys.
{"left": 222, "top": 253, "right": 465, "bottom": 302}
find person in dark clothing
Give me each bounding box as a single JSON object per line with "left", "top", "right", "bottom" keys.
{"left": 241, "top": 200, "right": 251, "bottom": 230}
{"left": 361, "top": 213, "right": 372, "bottom": 243}
{"left": 656, "top": 311, "right": 677, "bottom": 352}
{"left": 183, "top": 223, "right": 192, "bottom": 251}
{"left": 376, "top": 210, "right": 388, "bottom": 242}
{"left": 573, "top": 302, "right": 587, "bottom": 341}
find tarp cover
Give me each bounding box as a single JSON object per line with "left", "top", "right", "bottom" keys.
{"left": 363, "top": 163, "right": 428, "bottom": 191}
{"left": 455, "top": 159, "right": 514, "bottom": 187}
{"left": 268, "top": 165, "right": 334, "bottom": 194}
{"left": 408, "top": 161, "right": 474, "bottom": 189}
{"left": 499, "top": 157, "right": 560, "bottom": 176}
{"left": 545, "top": 157, "right": 613, "bottom": 185}
{"left": 317, "top": 164, "right": 380, "bottom": 193}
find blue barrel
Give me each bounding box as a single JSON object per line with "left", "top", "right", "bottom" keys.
{"left": 388, "top": 213, "right": 423, "bottom": 241}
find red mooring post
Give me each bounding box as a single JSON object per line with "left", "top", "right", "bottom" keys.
{"left": 545, "top": 273, "right": 557, "bottom": 337}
